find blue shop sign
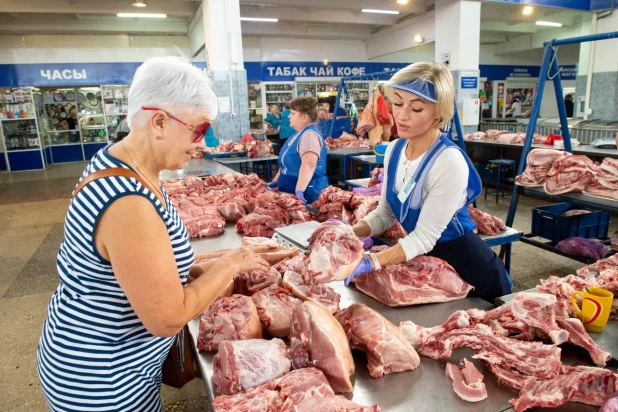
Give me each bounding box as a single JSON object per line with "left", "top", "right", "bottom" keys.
{"left": 484, "top": 0, "right": 613, "bottom": 11}
{"left": 0, "top": 62, "right": 206, "bottom": 87}
{"left": 480, "top": 64, "right": 577, "bottom": 81}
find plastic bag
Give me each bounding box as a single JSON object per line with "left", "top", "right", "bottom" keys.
{"left": 556, "top": 237, "right": 609, "bottom": 260}
{"left": 376, "top": 93, "right": 391, "bottom": 125}
{"left": 541, "top": 133, "right": 562, "bottom": 146}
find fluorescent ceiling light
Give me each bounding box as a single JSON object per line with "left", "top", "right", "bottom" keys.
{"left": 240, "top": 17, "right": 278, "bottom": 22}
{"left": 413, "top": 34, "right": 424, "bottom": 43}
{"left": 536, "top": 20, "right": 562, "bottom": 27}
{"left": 132, "top": 0, "right": 147, "bottom": 7}
{"left": 362, "top": 9, "right": 400, "bottom": 15}
{"left": 522, "top": 6, "right": 533, "bottom": 15}
{"left": 397, "top": 0, "right": 409, "bottom": 4}
{"left": 117, "top": 13, "right": 166, "bottom": 18}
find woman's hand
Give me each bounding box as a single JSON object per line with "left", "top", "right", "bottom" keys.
{"left": 220, "top": 246, "right": 271, "bottom": 274}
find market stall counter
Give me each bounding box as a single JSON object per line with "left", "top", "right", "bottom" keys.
{"left": 327, "top": 147, "right": 373, "bottom": 183}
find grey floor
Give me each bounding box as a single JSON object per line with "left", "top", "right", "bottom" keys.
{"left": 0, "top": 162, "right": 614, "bottom": 411}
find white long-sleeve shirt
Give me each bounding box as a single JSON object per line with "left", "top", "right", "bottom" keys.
{"left": 362, "top": 139, "right": 469, "bottom": 261}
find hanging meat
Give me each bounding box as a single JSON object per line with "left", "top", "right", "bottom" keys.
{"left": 367, "top": 89, "right": 384, "bottom": 146}
{"left": 356, "top": 102, "right": 375, "bottom": 137}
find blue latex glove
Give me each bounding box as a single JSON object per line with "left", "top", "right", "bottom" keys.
{"left": 378, "top": 173, "right": 384, "bottom": 183}
{"left": 267, "top": 180, "right": 278, "bottom": 189}
{"left": 360, "top": 236, "right": 374, "bottom": 250}
{"left": 295, "top": 190, "right": 307, "bottom": 204}
{"left": 344, "top": 256, "right": 373, "bottom": 286}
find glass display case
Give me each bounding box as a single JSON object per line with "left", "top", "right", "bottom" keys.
{"left": 264, "top": 82, "right": 295, "bottom": 110}
{"left": 38, "top": 87, "right": 82, "bottom": 145}
{"left": 0, "top": 87, "right": 36, "bottom": 120}
{"left": 78, "top": 87, "right": 107, "bottom": 143}
{"left": 2, "top": 118, "right": 39, "bottom": 151}
{"left": 105, "top": 115, "right": 126, "bottom": 142}
{"left": 296, "top": 83, "right": 317, "bottom": 98}
{"left": 248, "top": 82, "right": 263, "bottom": 130}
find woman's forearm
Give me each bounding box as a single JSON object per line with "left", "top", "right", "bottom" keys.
{"left": 375, "top": 243, "right": 408, "bottom": 267}
{"left": 296, "top": 162, "right": 316, "bottom": 192}
{"left": 272, "top": 171, "right": 280, "bottom": 182}
{"left": 352, "top": 221, "right": 372, "bottom": 237}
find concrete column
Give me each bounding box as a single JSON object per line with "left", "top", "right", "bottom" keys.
{"left": 575, "top": 13, "right": 618, "bottom": 121}
{"left": 202, "top": 0, "right": 249, "bottom": 141}
{"left": 434, "top": 0, "right": 481, "bottom": 133}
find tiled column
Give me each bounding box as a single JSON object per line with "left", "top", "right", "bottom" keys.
{"left": 202, "top": 0, "right": 249, "bottom": 141}
{"left": 435, "top": 0, "right": 481, "bottom": 134}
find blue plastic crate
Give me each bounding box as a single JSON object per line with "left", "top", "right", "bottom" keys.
{"left": 531, "top": 202, "right": 610, "bottom": 244}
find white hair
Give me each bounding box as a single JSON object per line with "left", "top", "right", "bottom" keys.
{"left": 127, "top": 56, "right": 218, "bottom": 129}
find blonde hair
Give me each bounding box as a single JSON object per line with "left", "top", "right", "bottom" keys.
{"left": 385, "top": 62, "right": 454, "bottom": 129}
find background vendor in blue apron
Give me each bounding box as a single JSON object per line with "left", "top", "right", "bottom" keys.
{"left": 279, "top": 104, "right": 296, "bottom": 140}
{"left": 267, "top": 97, "right": 328, "bottom": 204}
{"left": 346, "top": 62, "right": 512, "bottom": 303}
{"left": 264, "top": 104, "right": 282, "bottom": 129}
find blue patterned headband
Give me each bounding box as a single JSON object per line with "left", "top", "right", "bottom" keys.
{"left": 388, "top": 78, "right": 437, "bottom": 103}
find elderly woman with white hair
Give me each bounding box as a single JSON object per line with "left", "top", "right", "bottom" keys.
{"left": 36, "top": 57, "right": 270, "bottom": 411}
{"left": 346, "top": 62, "right": 512, "bottom": 302}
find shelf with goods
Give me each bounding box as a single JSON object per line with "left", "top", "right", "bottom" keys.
{"left": 101, "top": 85, "right": 129, "bottom": 143}
{"left": 264, "top": 82, "right": 295, "bottom": 111}
{"left": 0, "top": 87, "right": 46, "bottom": 171}
{"left": 248, "top": 82, "right": 264, "bottom": 129}
{"left": 347, "top": 81, "right": 371, "bottom": 111}
{"left": 296, "top": 83, "right": 317, "bottom": 98}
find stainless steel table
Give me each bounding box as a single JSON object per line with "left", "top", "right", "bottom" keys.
{"left": 190, "top": 224, "right": 244, "bottom": 255}
{"left": 460, "top": 138, "right": 618, "bottom": 159}
{"left": 345, "top": 178, "right": 370, "bottom": 188}
{"left": 160, "top": 157, "right": 239, "bottom": 180}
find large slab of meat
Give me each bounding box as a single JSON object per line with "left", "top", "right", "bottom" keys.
{"left": 251, "top": 285, "right": 302, "bottom": 337}
{"left": 236, "top": 205, "right": 290, "bottom": 238}
{"left": 584, "top": 157, "right": 618, "bottom": 199}
{"left": 282, "top": 270, "right": 341, "bottom": 315}
{"left": 212, "top": 367, "right": 381, "bottom": 412}
{"left": 325, "top": 132, "right": 370, "bottom": 150}
{"left": 352, "top": 253, "right": 472, "bottom": 306}
{"left": 467, "top": 205, "right": 507, "bottom": 236}
{"left": 304, "top": 221, "right": 364, "bottom": 284}
{"left": 197, "top": 294, "right": 262, "bottom": 351}
{"left": 515, "top": 149, "right": 569, "bottom": 187}
{"left": 577, "top": 254, "right": 618, "bottom": 277}
{"left": 247, "top": 139, "right": 273, "bottom": 158}
{"left": 233, "top": 267, "right": 282, "bottom": 296}
{"left": 213, "top": 338, "right": 291, "bottom": 395}
{"left": 445, "top": 359, "right": 488, "bottom": 402}
{"left": 335, "top": 304, "right": 420, "bottom": 378}
{"left": 203, "top": 141, "right": 246, "bottom": 154}
{"left": 288, "top": 301, "right": 355, "bottom": 393}
{"left": 544, "top": 170, "right": 595, "bottom": 194}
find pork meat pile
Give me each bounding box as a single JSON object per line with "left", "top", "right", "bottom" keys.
{"left": 251, "top": 285, "right": 302, "bottom": 337}
{"left": 467, "top": 205, "right": 507, "bottom": 236}
{"left": 352, "top": 247, "right": 472, "bottom": 306}
{"left": 325, "top": 132, "right": 370, "bottom": 150}
{"left": 246, "top": 139, "right": 273, "bottom": 158}
{"left": 515, "top": 149, "right": 570, "bottom": 187}
{"left": 584, "top": 157, "right": 618, "bottom": 200}
{"left": 203, "top": 141, "right": 246, "bottom": 154}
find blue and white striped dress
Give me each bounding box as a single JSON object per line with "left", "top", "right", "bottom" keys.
{"left": 37, "top": 146, "right": 195, "bottom": 411}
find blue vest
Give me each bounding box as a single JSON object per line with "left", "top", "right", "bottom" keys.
{"left": 277, "top": 123, "right": 328, "bottom": 203}
{"left": 386, "top": 134, "right": 481, "bottom": 243}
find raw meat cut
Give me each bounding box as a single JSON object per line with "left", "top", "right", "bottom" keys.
{"left": 445, "top": 359, "right": 488, "bottom": 402}
{"left": 368, "top": 167, "right": 383, "bottom": 187}
{"left": 482, "top": 292, "right": 569, "bottom": 345}
{"left": 556, "top": 317, "right": 612, "bottom": 366}
{"left": 418, "top": 326, "right": 563, "bottom": 379}
{"left": 241, "top": 236, "right": 278, "bottom": 247}
{"left": 464, "top": 131, "right": 488, "bottom": 140}
{"left": 288, "top": 301, "right": 355, "bottom": 393}
{"left": 356, "top": 101, "right": 375, "bottom": 136}
{"left": 335, "top": 304, "right": 420, "bottom": 378}
{"left": 556, "top": 237, "right": 609, "bottom": 260}
{"left": 324, "top": 133, "right": 370, "bottom": 150}
{"left": 511, "top": 366, "right": 617, "bottom": 411}
{"left": 241, "top": 237, "right": 300, "bottom": 264}
{"left": 584, "top": 181, "right": 618, "bottom": 200}
{"left": 282, "top": 271, "right": 340, "bottom": 315}
{"left": 217, "top": 198, "right": 250, "bottom": 223}
{"left": 485, "top": 129, "right": 509, "bottom": 139}
{"left": 467, "top": 205, "right": 507, "bottom": 236}
{"left": 197, "top": 295, "right": 262, "bottom": 351}
{"left": 515, "top": 149, "right": 568, "bottom": 187}
{"left": 203, "top": 142, "right": 246, "bottom": 154}
{"left": 400, "top": 310, "right": 474, "bottom": 348}
{"left": 353, "top": 197, "right": 380, "bottom": 222}
{"left": 305, "top": 221, "right": 364, "bottom": 284}
{"left": 562, "top": 209, "right": 592, "bottom": 217}
{"left": 497, "top": 132, "right": 525, "bottom": 144}
{"left": 547, "top": 154, "right": 597, "bottom": 176}
{"left": 180, "top": 205, "right": 226, "bottom": 238}
{"left": 213, "top": 368, "right": 381, "bottom": 412}
{"left": 251, "top": 285, "right": 302, "bottom": 337}
{"left": 353, "top": 253, "right": 472, "bottom": 306}
{"left": 213, "top": 338, "right": 291, "bottom": 395}
{"left": 233, "top": 267, "right": 282, "bottom": 296}
{"left": 381, "top": 221, "right": 407, "bottom": 243}
{"left": 247, "top": 139, "right": 272, "bottom": 158}
{"left": 273, "top": 254, "right": 307, "bottom": 276}
{"left": 236, "top": 208, "right": 288, "bottom": 238}
{"left": 578, "top": 254, "right": 618, "bottom": 277}
{"left": 544, "top": 170, "right": 595, "bottom": 194}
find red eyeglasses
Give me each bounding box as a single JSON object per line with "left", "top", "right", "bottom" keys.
{"left": 142, "top": 106, "right": 211, "bottom": 143}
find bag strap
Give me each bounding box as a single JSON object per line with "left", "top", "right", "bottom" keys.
{"left": 72, "top": 167, "right": 159, "bottom": 200}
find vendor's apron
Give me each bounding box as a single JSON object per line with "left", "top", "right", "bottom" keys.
{"left": 278, "top": 123, "right": 328, "bottom": 204}
{"left": 386, "top": 135, "right": 512, "bottom": 302}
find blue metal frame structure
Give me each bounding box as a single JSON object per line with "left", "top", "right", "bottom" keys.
{"left": 506, "top": 30, "right": 618, "bottom": 229}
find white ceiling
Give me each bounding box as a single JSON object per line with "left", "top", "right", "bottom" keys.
{"left": 0, "top": 0, "right": 592, "bottom": 43}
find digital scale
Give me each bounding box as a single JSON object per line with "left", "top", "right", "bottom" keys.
{"left": 272, "top": 220, "right": 320, "bottom": 253}
{"left": 591, "top": 138, "right": 617, "bottom": 149}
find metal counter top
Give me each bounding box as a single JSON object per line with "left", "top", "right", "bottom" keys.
{"left": 351, "top": 154, "right": 382, "bottom": 166}
{"left": 327, "top": 147, "right": 373, "bottom": 157}
{"left": 345, "top": 178, "right": 371, "bottom": 188}
{"left": 214, "top": 155, "right": 279, "bottom": 165}
{"left": 461, "top": 138, "right": 618, "bottom": 158}
{"left": 160, "top": 157, "right": 239, "bottom": 181}
{"left": 190, "top": 225, "right": 244, "bottom": 255}
{"left": 479, "top": 227, "right": 522, "bottom": 248}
